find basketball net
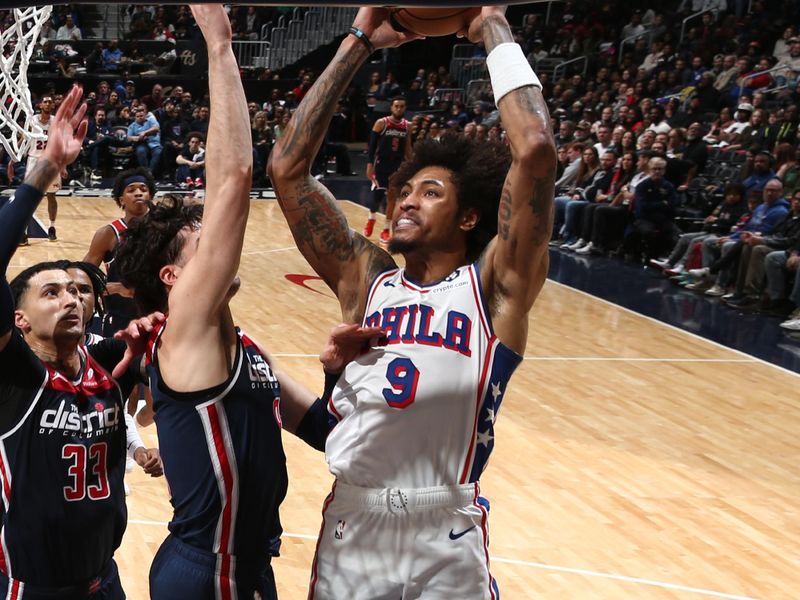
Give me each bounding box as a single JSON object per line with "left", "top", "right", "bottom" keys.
{"left": 0, "top": 6, "right": 53, "bottom": 163}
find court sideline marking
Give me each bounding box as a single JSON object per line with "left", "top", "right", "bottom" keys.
{"left": 126, "top": 520, "right": 756, "bottom": 599}
{"left": 547, "top": 279, "right": 800, "bottom": 379}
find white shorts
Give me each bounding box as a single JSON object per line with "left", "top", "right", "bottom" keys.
{"left": 25, "top": 155, "right": 61, "bottom": 193}
{"left": 308, "top": 481, "right": 499, "bottom": 600}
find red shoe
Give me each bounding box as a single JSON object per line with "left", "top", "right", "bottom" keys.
{"left": 185, "top": 177, "right": 194, "bottom": 188}
{"left": 194, "top": 177, "right": 204, "bottom": 189}
{"left": 379, "top": 229, "right": 390, "bottom": 244}
{"left": 363, "top": 218, "right": 375, "bottom": 237}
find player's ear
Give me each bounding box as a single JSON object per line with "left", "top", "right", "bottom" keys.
{"left": 159, "top": 264, "right": 180, "bottom": 288}
{"left": 459, "top": 208, "right": 479, "bottom": 232}
{"left": 14, "top": 310, "right": 30, "bottom": 332}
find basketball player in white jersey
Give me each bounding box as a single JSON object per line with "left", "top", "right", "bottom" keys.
{"left": 269, "top": 6, "right": 555, "bottom": 599}
{"left": 14, "top": 95, "right": 60, "bottom": 245}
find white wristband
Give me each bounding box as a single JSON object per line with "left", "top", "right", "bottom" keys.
{"left": 486, "top": 42, "right": 542, "bottom": 105}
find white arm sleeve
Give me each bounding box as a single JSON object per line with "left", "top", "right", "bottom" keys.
{"left": 125, "top": 412, "right": 145, "bottom": 459}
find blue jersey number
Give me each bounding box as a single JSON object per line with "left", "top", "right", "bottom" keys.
{"left": 382, "top": 357, "right": 419, "bottom": 409}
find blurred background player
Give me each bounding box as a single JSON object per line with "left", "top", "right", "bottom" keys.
{"left": 84, "top": 167, "right": 156, "bottom": 427}
{"left": 9, "top": 96, "right": 61, "bottom": 245}
{"left": 364, "top": 95, "right": 411, "bottom": 243}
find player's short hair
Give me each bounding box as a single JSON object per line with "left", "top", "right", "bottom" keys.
{"left": 115, "top": 195, "right": 204, "bottom": 314}
{"left": 389, "top": 131, "right": 511, "bottom": 261}
{"left": 9, "top": 261, "right": 69, "bottom": 308}
{"left": 112, "top": 167, "right": 156, "bottom": 208}
{"left": 65, "top": 261, "right": 108, "bottom": 318}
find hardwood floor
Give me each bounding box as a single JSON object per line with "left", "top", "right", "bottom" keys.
{"left": 10, "top": 195, "right": 799, "bottom": 599}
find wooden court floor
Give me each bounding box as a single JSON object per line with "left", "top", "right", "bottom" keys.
{"left": 9, "top": 195, "right": 800, "bottom": 599}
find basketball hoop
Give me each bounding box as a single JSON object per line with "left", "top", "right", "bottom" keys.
{"left": 0, "top": 6, "right": 53, "bottom": 163}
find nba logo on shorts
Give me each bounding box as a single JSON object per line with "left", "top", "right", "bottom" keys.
{"left": 334, "top": 520, "right": 346, "bottom": 540}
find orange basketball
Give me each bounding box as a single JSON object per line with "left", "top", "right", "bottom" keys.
{"left": 389, "top": 7, "right": 480, "bottom": 37}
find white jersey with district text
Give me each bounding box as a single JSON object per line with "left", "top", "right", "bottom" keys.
{"left": 325, "top": 263, "right": 522, "bottom": 489}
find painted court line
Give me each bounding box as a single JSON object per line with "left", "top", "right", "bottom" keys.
{"left": 126, "top": 521, "right": 755, "bottom": 599}
{"left": 241, "top": 246, "right": 297, "bottom": 256}
{"left": 271, "top": 352, "right": 754, "bottom": 363}
{"left": 548, "top": 279, "right": 800, "bottom": 380}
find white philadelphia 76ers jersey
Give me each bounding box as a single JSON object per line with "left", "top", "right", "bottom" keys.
{"left": 28, "top": 114, "right": 50, "bottom": 158}
{"left": 325, "top": 262, "right": 522, "bottom": 489}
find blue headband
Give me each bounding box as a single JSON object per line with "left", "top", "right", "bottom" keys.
{"left": 122, "top": 174, "right": 149, "bottom": 190}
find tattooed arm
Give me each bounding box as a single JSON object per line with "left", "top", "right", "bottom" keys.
{"left": 269, "top": 8, "right": 418, "bottom": 323}
{"left": 471, "top": 9, "right": 557, "bottom": 355}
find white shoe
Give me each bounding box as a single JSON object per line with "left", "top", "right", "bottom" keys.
{"left": 126, "top": 456, "right": 135, "bottom": 473}
{"left": 564, "top": 239, "right": 586, "bottom": 251}
{"left": 559, "top": 240, "right": 575, "bottom": 250}
{"left": 664, "top": 264, "right": 685, "bottom": 276}
{"left": 124, "top": 480, "right": 130, "bottom": 496}
{"left": 688, "top": 267, "right": 710, "bottom": 278}
{"left": 649, "top": 258, "right": 670, "bottom": 269}
{"left": 705, "top": 284, "right": 726, "bottom": 297}
{"left": 779, "top": 318, "right": 800, "bottom": 331}
{"left": 575, "top": 241, "right": 594, "bottom": 254}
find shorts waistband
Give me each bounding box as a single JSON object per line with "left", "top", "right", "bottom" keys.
{"left": 332, "top": 481, "right": 479, "bottom": 513}
{"left": 163, "top": 535, "right": 270, "bottom": 571}
{"left": 1, "top": 561, "right": 114, "bottom": 599}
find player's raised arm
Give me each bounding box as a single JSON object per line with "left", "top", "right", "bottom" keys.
{"left": 269, "top": 8, "right": 418, "bottom": 323}
{"left": 472, "top": 8, "right": 557, "bottom": 354}
{"left": 167, "top": 4, "right": 252, "bottom": 324}
{"left": 0, "top": 85, "right": 87, "bottom": 353}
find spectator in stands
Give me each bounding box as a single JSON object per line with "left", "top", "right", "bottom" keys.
{"left": 141, "top": 84, "right": 165, "bottom": 111}
{"left": 623, "top": 156, "right": 679, "bottom": 262}
{"left": 777, "top": 242, "right": 800, "bottom": 330}
{"left": 292, "top": 72, "right": 314, "bottom": 103}
{"left": 714, "top": 54, "right": 740, "bottom": 92}
{"left": 252, "top": 110, "right": 273, "bottom": 179}
{"left": 590, "top": 150, "right": 647, "bottom": 256}
{"left": 160, "top": 101, "right": 188, "bottom": 178}
{"left": 775, "top": 37, "right": 800, "bottom": 89}
{"left": 724, "top": 190, "right": 800, "bottom": 311}
{"left": 710, "top": 102, "right": 753, "bottom": 148}
{"left": 564, "top": 149, "right": 619, "bottom": 252}
{"left": 128, "top": 5, "right": 154, "bottom": 39}
{"left": 732, "top": 108, "right": 767, "bottom": 151}
{"left": 777, "top": 145, "right": 800, "bottom": 196}
{"left": 690, "top": 179, "right": 790, "bottom": 295}
{"left": 56, "top": 14, "right": 81, "bottom": 41}
{"left": 189, "top": 105, "right": 210, "bottom": 137}
{"left": 175, "top": 132, "right": 205, "bottom": 186}
{"left": 743, "top": 150, "right": 779, "bottom": 194}
{"left": 651, "top": 182, "right": 748, "bottom": 274}
{"left": 101, "top": 40, "right": 126, "bottom": 73}
{"left": 594, "top": 124, "right": 613, "bottom": 155}
{"left": 621, "top": 9, "right": 646, "bottom": 44}
{"left": 555, "top": 119, "right": 575, "bottom": 147}
{"left": 127, "top": 106, "right": 162, "bottom": 175}
{"left": 102, "top": 90, "right": 123, "bottom": 123}
{"left": 773, "top": 27, "right": 795, "bottom": 62}
{"left": 85, "top": 107, "right": 115, "bottom": 179}
{"left": 554, "top": 146, "right": 600, "bottom": 244}
{"left": 647, "top": 105, "right": 671, "bottom": 135}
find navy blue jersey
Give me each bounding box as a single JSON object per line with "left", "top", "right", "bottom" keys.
{"left": 103, "top": 219, "right": 137, "bottom": 330}
{"left": 146, "top": 323, "right": 287, "bottom": 572}
{"left": 0, "top": 333, "right": 127, "bottom": 587}
{"left": 374, "top": 116, "right": 408, "bottom": 174}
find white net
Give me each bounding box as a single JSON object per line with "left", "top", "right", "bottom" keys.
{"left": 0, "top": 6, "right": 53, "bottom": 163}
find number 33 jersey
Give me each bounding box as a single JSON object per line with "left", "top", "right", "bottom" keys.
{"left": 326, "top": 263, "right": 522, "bottom": 489}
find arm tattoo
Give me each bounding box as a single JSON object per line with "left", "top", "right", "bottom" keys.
{"left": 498, "top": 182, "right": 512, "bottom": 241}
{"left": 23, "top": 158, "right": 59, "bottom": 193}
{"left": 282, "top": 180, "right": 356, "bottom": 265}
{"left": 528, "top": 175, "right": 555, "bottom": 247}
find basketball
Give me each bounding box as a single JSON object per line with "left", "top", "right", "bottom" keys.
{"left": 389, "top": 7, "right": 481, "bottom": 37}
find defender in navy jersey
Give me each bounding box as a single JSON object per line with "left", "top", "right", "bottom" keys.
{"left": 0, "top": 85, "right": 148, "bottom": 599}
{"left": 270, "top": 7, "right": 556, "bottom": 598}
{"left": 84, "top": 168, "right": 156, "bottom": 426}
{"left": 84, "top": 167, "right": 154, "bottom": 338}
{"left": 364, "top": 96, "right": 411, "bottom": 243}
{"left": 113, "top": 8, "right": 378, "bottom": 599}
